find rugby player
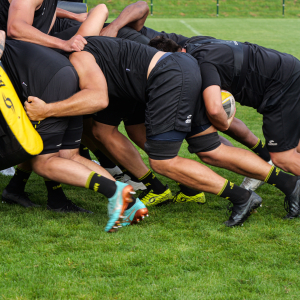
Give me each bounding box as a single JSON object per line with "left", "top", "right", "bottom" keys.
{"left": 25, "top": 18, "right": 300, "bottom": 225}
{"left": 1, "top": 0, "right": 112, "bottom": 210}
{"left": 0, "top": 29, "right": 148, "bottom": 231}
{"left": 148, "top": 35, "right": 300, "bottom": 218}
{"left": 101, "top": 1, "right": 273, "bottom": 192}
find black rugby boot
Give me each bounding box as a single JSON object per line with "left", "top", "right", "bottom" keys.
{"left": 2, "top": 188, "right": 40, "bottom": 208}
{"left": 47, "top": 199, "right": 93, "bottom": 213}
{"left": 283, "top": 178, "right": 300, "bottom": 219}
{"left": 225, "top": 191, "right": 262, "bottom": 227}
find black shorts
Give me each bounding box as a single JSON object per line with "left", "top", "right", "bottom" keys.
{"left": 93, "top": 99, "right": 145, "bottom": 126}
{"left": 31, "top": 66, "right": 82, "bottom": 154}
{"left": 2, "top": 40, "right": 81, "bottom": 155}
{"left": 145, "top": 52, "right": 204, "bottom": 137}
{"left": 50, "top": 18, "right": 81, "bottom": 38}
{"left": 263, "top": 60, "right": 300, "bottom": 152}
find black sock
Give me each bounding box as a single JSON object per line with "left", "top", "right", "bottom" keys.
{"left": 264, "top": 166, "right": 298, "bottom": 196}
{"left": 119, "top": 165, "right": 139, "bottom": 182}
{"left": 251, "top": 139, "right": 270, "bottom": 162}
{"left": 86, "top": 172, "right": 117, "bottom": 198}
{"left": 178, "top": 183, "right": 199, "bottom": 196}
{"left": 92, "top": 150, "right": 116, "bottom": 168}
{"left": 79, "top": 144, "right": 92, "bottom": 160}
{"left": 6, "top": 166, "right": 31, "bottom": 193}
{"left": 218, "top": 180, "right": 251, "bottom": 204}
{"left": 44, "top": 179, "right": 69, "bottom": 209}
{"left": 138, "top": 169, "right": 165, "bottom": 194}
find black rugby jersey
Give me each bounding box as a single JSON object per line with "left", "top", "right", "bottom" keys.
{"left": 83, "top": 36, "right": 158, "bottom": 104}
{"left": 0, "top": 0, "right": 57, "bottom": 34}
{"left": 186, "top": 41, "right": 296, "bottom": 113}
{"left": 2, "top": 39, "right": 74, "bottom": 103}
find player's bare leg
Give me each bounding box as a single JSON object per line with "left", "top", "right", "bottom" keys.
{"left": 270, "top": 149, "right": 300, "bottom": 176}
{"left": 31, "top": 153, "right": 134, "bottom": 232}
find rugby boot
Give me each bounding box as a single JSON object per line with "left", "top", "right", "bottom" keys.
{"left": 283, "top": 178, "right": 300, "bottom": 219}
{"left": 139, "top": 185, "right": 172, "bottom": 207}
{"left": 121, "top": 198, "right": 149, "bottom": 226}
{"left": 0, "top": 167, "right": 15, "bottom": 176}
{"left": 240, "top": 160, "right": 273, "bottom": 192}
{"left": 225, "top": 191, "right": 262, "bottom": 227}
{"left": 2, "top": 188, "right": 39, "bottom": 208}
{"left": 105, "top": 182, "right": 134, "bottom": 232}
{"left": 173, "top": 191, "right": 206, "bottom": 204}
{"left": 47, "top": 199, "right": 93, "bottom": 213}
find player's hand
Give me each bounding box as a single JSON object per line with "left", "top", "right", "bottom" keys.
{"left": 75, "top": 12, "right": 88, "bottom": 23}
{"left": 63, "top": 34, "right": 87, "bottom": 52}
{"left": 227, "top": 107, "right": 236, "bottom": 127}
{"left": 24, "top": 96, "right": 48, "bottom": 121}
{"left": 100, "top": 24, "right": 119, "bottom": 37}
{"left": 0, "top": 30, "right": 5, "bottom": 59}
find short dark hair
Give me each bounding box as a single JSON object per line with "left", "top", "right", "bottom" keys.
{"left": 148, "top": 36, "right": 182, "bottom": 52}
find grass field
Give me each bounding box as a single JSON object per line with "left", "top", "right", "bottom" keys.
{"left": 1, "top": 19, "right": 300, "bottom": 299}
{"left": 90, "top": 0, "right": 300, "bottom": 18}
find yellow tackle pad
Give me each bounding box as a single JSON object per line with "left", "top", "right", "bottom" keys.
{"left": 0, "top": 61, "right": 43, "bottom": 170}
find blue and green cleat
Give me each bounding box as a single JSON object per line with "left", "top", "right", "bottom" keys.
{"left": 105, "top": 182, "right": 134, "bottom": 232}
{"left": 121, "top": 198, "right": 149, "bottom": 227}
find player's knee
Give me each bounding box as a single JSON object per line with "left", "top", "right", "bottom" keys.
{"left": 137, "top": 1, "right": 149, "bottom": 13}
{"left": 94, "top": 4, "right": 109, "bottom": 19}
{"left": 270, "top": 152, "right": 291, "bottom": 172}
{"left": 59, "top": 148, "right": 80, "bottom": 161}
{"left": 31, "top": 155, "right": 55, "bottom": 177}
{"left": 149, "top": 157, "right": 175, "bottom": 175}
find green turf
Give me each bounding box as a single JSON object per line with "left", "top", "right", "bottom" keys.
{"left": 1, "top": 19, "right": 300, "bottom": 299}
{"left": 90, "top": 0, "right": 300, "bottom": 18}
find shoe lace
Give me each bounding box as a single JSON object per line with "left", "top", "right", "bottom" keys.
{"left": 172, "top": 191, "right": 180, "bottom": 202}
{"left": 139, "top": 189, "right": 153, "bottom": 201}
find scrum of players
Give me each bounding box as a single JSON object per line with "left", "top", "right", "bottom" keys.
{"left": 0, "top": 0, "right": 300, "bottom": 232}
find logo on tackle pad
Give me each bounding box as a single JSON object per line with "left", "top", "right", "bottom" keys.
{"left": 2, "top": 93, "right": 15, "bottom": 113}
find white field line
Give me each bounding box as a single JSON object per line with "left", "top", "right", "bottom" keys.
{"left": 179, "top": 20, "right": 202, "bottom": 36}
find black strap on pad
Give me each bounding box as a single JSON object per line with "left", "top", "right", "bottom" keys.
{"left": 187, "top": 132, "right": 221, "bottom": 153}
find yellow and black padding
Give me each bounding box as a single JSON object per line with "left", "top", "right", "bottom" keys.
{"left": 0, "top": 61, "right": 43, "bottom": 170}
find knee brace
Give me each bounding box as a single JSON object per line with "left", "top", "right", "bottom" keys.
{"left": 187, "top": 132, "right": 221, "bottom": 153}
{"left": 144, "top": 139, "right": 182, "bottom": 160}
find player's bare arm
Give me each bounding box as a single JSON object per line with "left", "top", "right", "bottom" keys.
{"left": 100, "top": 1, "right": 149, "bottom": 37}
{"left": 7, "top": 0, "right": 86, "bottom": 52}
{"left": 203, "top": 85, "right": 232, "bottom": 131}
{"left": 0, "top": 30, "right": 5, "bottom": 59}
{"left": 25, "top": 52, "right": 108, "bottom": 121}
{"left": 56, "top": 7, "right": 87, "bottom": 23}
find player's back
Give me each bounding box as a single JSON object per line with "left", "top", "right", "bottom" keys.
{"left": 84, "top": 36, "right": 158, "bottom": 104}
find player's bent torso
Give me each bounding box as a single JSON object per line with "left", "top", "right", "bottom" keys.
{"left": 83, "top": 36, "right": 158, "bottom": 104}
{"left": 188, "top": 41, "right": 296, "bottom": 113}
{"left": 2, "top": 39, "right": 76, "bottom": 104}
